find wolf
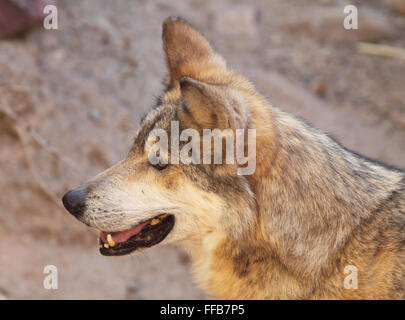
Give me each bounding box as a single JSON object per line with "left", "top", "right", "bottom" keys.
{"left": 62, "top": 17, "right": 405, "bottom": 299}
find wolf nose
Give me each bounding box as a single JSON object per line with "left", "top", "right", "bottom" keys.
{"left": 62, "top": 187, "right": 88, "bottom": 218}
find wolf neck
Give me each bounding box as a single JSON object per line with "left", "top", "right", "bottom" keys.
{"left": 261, "top": 107, "right": 403, "bottom": 248}
{"left": 249, "top": 106, "right": 403, "bottom": 289}
{"left": 187, "top": 105, "right": 404, "bottom": 299}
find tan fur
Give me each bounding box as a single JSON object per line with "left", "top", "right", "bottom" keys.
{"left": 63, "top": 17, "right": 405, "bottom": 299}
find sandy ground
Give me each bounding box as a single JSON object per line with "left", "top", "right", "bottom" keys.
{"left": 0, "top": 0, "right": 404, "bottom": 299}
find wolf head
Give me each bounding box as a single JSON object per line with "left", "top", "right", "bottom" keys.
{"left": 62, "top": 17, "right": 275, "bottom": 256}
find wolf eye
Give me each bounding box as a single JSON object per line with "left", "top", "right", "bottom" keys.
{"left": 153, "top": 162, "right": 169, "bottom": 171}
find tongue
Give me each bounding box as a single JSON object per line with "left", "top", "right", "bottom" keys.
{"left": 100, "top": 222, "right": 148, "bottom": 243}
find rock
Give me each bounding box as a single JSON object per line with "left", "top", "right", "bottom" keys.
{"left": 285, "top": 7, "right": 396, "bottom": 43}
{"left": 125, "top": 281, "right": 146, "bottom": 300}
{"left": 0, "top": 287, "right": 8, "bottom": 300}
{"left": 210, "top": 6, "right": 258, "bottom": 36}
{"left": 88, "top": 108, "right": 102, "bottom": 122}
{"left": 386, "top": 0, "right": 405, "bottom": 15}
{"left": 0, "top": 0, "right": 55, "bottom": 39}
{"left": 313, "top": 81, "right": 327, "bottom": 98}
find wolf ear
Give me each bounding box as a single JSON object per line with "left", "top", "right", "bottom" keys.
{"left": 179, "top": 77, "right": 248, "bottom": 130}
{"left": 162, "top": 17, "right": 226, "bottom": 86}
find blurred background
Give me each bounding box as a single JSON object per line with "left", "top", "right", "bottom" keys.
{"left": 0, "top": 0, "right": 404, "bottom": 299}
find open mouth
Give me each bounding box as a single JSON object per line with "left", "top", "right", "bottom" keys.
{"left": 98, "top": 214, "right": 175, "bottom": 256}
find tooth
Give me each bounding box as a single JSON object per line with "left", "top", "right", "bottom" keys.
{"left": 104, "top": 243, "right": 109, "bottom": 249}
{"left": 160, "top": 214, "right": 168, "bottom": 218}
{"left": 150, "top": 218, "right": 160, "bottom": 226}
{"left": 107, "top": 234, "right": 116, "bottom": 247}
